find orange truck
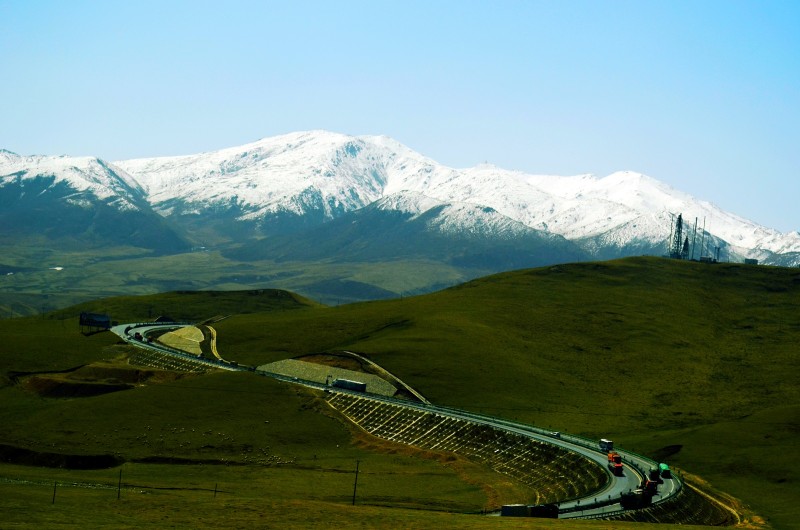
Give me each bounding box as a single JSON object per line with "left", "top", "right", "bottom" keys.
{"left": 607, "top": 451, "right": 623, "bottom": 476}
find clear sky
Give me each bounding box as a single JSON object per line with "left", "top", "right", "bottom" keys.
{"left": 1, "top": 0, "right": 798, "bottom": 232}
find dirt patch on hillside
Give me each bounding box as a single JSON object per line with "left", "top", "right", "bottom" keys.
{"left": 23, "top": 376, "right": 133, "bottom": 398}
{"left": 19, "top": 359, "right": 189, "bottom": 399}
{"left": 651, "top": 444, "right": 683, "bottom": 461}
{"left": 258, "top": 358, "right": 397, "bottom": 397}
{"left": 69, "top": 362, "right": 185, "bottom": 384}
{"left": 0, "top": 443, "right": 123, "bottom": 469}
{"left": 682, "top": 472, "right": 769, "bottom": 529}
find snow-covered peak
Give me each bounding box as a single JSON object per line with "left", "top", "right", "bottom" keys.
{"left": 117, "top": 130, "right": 395, "bottom": 219}
{"left": 449, "top": 166, "right": 798, "bottom": 254}
{"left": 0, "top": 152, "right": 145, "bottom": 210}
{"left": 88, "top": 129, "right": 800, "bottom": 259}
{"left": 371, "top": 190, "right": 446, "bottom": 216}
{"left": 0, "top": 149, "right": 19, "bottom": 161}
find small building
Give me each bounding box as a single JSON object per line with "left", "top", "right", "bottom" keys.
{"left": 744, "top": 258, "right": 759, "bottom": 265}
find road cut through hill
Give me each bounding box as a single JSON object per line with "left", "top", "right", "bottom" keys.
{"left": 257, "top": 358, "right": 398, "bottom": 397}
{"left": 156, "top": 326, "right": 204, "bottom": 355}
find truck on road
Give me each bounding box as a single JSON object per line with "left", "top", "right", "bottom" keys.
{"left": 599, "top": 438, "right": 614, "bottom": 452}
{"left": 331, "top": 378, "right": 367, "bottom": 392}
{"left": 607, "top": 451, "right": 623, "bottom": 476}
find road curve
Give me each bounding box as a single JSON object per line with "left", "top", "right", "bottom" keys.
{"left": 110, "top": 322, "right": 243, "bottom": 371}
{"left": 111, "top": 321, "right": 681, "bottom": 518}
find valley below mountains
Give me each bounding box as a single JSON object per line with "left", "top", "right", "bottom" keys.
{"left": 1, "top": 131, "right": 799, "bottom": 314}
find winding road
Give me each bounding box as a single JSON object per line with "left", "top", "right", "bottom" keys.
{"left": 112, "top": 322, "right": 681, "bottom": 519}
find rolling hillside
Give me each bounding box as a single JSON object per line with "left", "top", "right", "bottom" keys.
{"left": 0, "top": 257, "right": 797, "bottom": 528}
{"left": 210, "top": 257, "right": 799, "bottom": 527}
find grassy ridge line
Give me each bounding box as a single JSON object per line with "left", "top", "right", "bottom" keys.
{"left": 214, "top": 257, "right": 800, "bottom": 430}
{"left": 51, "top": 288, "right": 322, "bottom": 323}
{"left": 210, "top": 256, "right": 799, "bottom": 528}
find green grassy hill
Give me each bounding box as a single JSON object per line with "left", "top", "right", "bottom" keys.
{"left": 1, "top": 256, "right": 797, "bottom": 528}
{"left": 211, "top": 257, "right": 799, "bottom": 527}
{"left": 50, "top": 287, "right": 323, "bottom": 323}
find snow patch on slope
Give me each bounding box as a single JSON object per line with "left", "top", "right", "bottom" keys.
{"left": 373, "top": 191, "right": 534, "bottom": 239}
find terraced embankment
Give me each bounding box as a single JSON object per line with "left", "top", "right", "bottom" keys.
{"left": 16, "top": 359, "right": 192, "bottom": 398}
{"left": 156, "top": 326, "right": 205, "bottom": 355}
{"left": 327, "top": 392, "right": 606, "bottom": 506}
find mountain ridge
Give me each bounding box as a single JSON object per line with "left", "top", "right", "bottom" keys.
{"left": 0, "top": 150, "right": 187, "bottom": 252}
{"left": 3, "top": 130, "right": 799, "bottom": 267}
{"left": 112, "top": 130, "right": 798, "bottom": 264}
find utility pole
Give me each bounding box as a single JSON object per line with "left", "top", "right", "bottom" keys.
{"left": 699, "top": 217, "right": 706, "bottom": 259}
{"left": 668, "top": 212, "right": 674, "bottom": 256}
{"left": 352, "top": 460, "right": 360, "bottom": 506}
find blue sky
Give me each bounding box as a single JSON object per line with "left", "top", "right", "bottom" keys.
{"left": 1, "top": 0, "right": 798, "bottom": 231}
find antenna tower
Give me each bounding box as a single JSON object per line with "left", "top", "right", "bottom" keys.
{"left": 670, "top": 214, "right": 684, "bottom": 259}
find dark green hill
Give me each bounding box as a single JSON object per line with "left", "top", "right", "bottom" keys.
{"left": 49, "top": 288, "right": 322, "bottom": 323}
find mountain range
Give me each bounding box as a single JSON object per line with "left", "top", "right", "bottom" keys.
{"left": 1, "top": 131, "right": 799, "bottom": 306}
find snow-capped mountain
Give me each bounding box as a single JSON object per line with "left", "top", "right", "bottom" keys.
{"left": 4, "top": 131, "right": 799, "bottom": 309}
{"left": 112, "top": 130, "right": 800, "bottom": 265}
{"left": 3, "top": 131, "right": 798, "bottom": 267}
{"left": 116, "top": 132, "right": 393, "bottom": 221}
{"left": 0, "top": 149, "right": 146, "bottom": 211}
{"left": 0, "top": 150, "right": 186, "bottom": 252}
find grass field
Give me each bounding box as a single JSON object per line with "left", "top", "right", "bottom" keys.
{"left": 0, "top": 243, "right": 475, "bottom": 315}
{"left": 0, "top": 367, "right": 519, "bottom": 522}
{"left": 1, "top": 256, "right": 797, "bottom": 528}
{"left": 0, "top": 470, "right": 718, "bottom": 530}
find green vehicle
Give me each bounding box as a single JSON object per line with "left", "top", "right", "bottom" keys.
{"left": 659, "top": 463, "right": 672, "bottom": 478}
